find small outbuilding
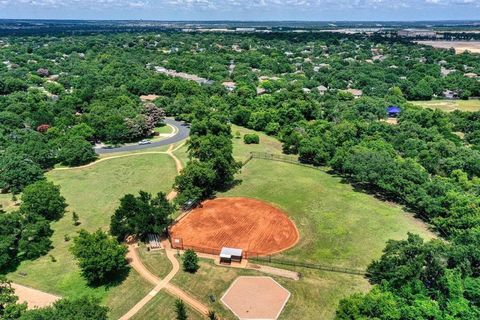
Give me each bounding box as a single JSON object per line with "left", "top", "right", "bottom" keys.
{"left": 387, "top": 106, "right": 401, "bottom": 117}
{"left": 220, "top": 247, "right": 243, "bottom": 264}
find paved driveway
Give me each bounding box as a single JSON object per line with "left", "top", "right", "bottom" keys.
{"left": 95, "top": 118, "right": 190, "bottom": 154}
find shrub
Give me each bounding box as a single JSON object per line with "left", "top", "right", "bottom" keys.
{"left": 175, "top": 300, "right": 188, "bottom": 320}
{"left": 182, "top": 249, "right": 199, "bottom": 273}
{"left": 243, "top": 133, "right": 259, "bottom": 144}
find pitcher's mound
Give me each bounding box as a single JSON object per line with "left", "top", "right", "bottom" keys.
{"left": 170, "top": 197, "right": 298, "bottom": 256}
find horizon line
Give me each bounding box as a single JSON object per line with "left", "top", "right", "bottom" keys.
{"left": 1, "top": 18, "right": 480, "bottom": 23}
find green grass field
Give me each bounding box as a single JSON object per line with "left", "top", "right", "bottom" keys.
{"left": 231, "top": 124, "right": 284, "bottom": 162}
{"left": 172, "top": 258, "right": 370, "bottom": 320}
{"left": 172, "top": 259, "right": 260, "bottom": 319}
{"left": 154, "top": 124, "right": 174, "bottom": 134}
{"left": 174, "top": 124, "right": 283, "bottom": 166}
{"left": 224, "top": 159, "right": 435, "bottom": 268}
{"left": 105, "top": 270, "right": 153, "bottom": 320}
{"left": 167, "top": 130, "right": 435, "bottom": 319}
{"left": 7, "top": 153, "right": 177, "bottom": 316}
{"left": 411, "top": 99, "right": 480, "bottom": 112}
{"left": 131, "top": 290, "right": 203, "bottom": 320}
{"left": 136, "top": 243, "right": 172, "bottom": 279}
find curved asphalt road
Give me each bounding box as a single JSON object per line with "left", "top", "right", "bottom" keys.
{"left": 95, "top": 118, "right": 190, "bottom": 154}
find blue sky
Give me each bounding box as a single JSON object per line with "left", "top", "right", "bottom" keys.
{"left": 0, "top": 0, "right": 479, "bottom": 21}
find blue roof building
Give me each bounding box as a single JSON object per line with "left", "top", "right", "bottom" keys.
{"left": 387, "top": 106, "right": 401, "bottom": 117}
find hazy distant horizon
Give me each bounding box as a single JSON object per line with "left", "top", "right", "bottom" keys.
{"left": 1, "top": 18, "right": 479, "bottom": 23}
{"left": 0, "top": 1, "right": 479, "bottom": 21}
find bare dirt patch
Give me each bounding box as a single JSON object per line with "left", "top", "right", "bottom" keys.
{"left": 12, "top": 283, "right": 60, "bottom": 309}
{"left": 170, "top": 197, "right": 299, "bottom": 256}
{"left": 221, "top": 276, "right": 290, "bottom": 320}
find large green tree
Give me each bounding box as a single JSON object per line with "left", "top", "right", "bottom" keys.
{"left": 110, "top": 191, "right": 174, "bottom": 241}
{"left": 21, "top": 180, "right": 67, "bottom": 221}
{"left": 57, "top": 136, "right": 97, "bottom": 167}
{"left": 0, "top": 151, "right": 44, "bottom": 193}
{"left": 70, "top": 230, "right": 128, "bottom": 285}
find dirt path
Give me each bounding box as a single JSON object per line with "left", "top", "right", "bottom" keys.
{"left": 119, "top": 142, "right": 210, "bottom": 319}
{"left": 119, "top": 244, "right": 180, "bottom": 320}
{"left": 166, "top": 142, "right": 185, "bottom": 201}
{"left": 119, "top": 241, "right": 209, "bottom": 319}
{"left": 11, "top": 283, "right": 60, "bottom": 309}
{"left": 165, "top": 283, "right": 210, "bottom": 315}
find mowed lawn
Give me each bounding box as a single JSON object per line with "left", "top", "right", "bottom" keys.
{"left": 172, "top": 258, "right": 370, "bottom": 320}
{"left": 131, "top": 290, "right": 203, "bottom": 320}
{"left": 172, "top": 259, "right": 260, "bottom": 319}
{"left": 168, "top": 128, "right": 436, "bottom": 319}
{"left": 231, "top": 124, "right": 285, "bottom": 163}
{"left": 136, "top": 243, "right": 172, "bottom": 279}
{"left": 223, "top": 159, "right": 435, "bottom": 268}
{"left": 411, "top": 99, "right": 480, "bottom": 112}
{"left": 7, "top": 153, "right": 178, "bottom": 317}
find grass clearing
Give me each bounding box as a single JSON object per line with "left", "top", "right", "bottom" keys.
{"left": 7, "top": 153, "right": 177, "bottom": 316}
{"left": 411, "top": 99, "right": 480, "bottom": 112}
{"left": 131, "top": 290, "right": 203, "bottom": 320}
{"left": 105, "top": 270, "right": 153, "bottom": 320}
{"left": 172, "top": 259, "right": 260, "bottom": 319}
{"left": 172, "top": 258, "right": 370, "bottom": 320}
{"left": 0, "top": 193, "right": 17, "bottom": 212}
{"left": 175, "top": 124, "right": 281, "bottom": 166}
{"left": 223, "top": 159, "right": 435, "bottom": 269}
{"left": 154, "top": 125, "right": 174, "bottom": 134}
{"left": 231, "top": 124, "right": 284, "bottom": 162}
{"left": 136, "top": 243, "right": 172, "bottom": 279}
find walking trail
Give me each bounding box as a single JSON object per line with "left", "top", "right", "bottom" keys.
{"left": 119, "top": 142, "right": 210, "bottom": 319}
{"left": 119, "top": 243, "right": 209, "bottom": 319}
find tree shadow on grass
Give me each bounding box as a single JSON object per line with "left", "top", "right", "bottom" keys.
{"left": 335, "top": 175, "right": 437, "bottom": 234}
{"left": 215, "top": 178, "right": 243, "bottom": 193}
{"left": 86, "top": 265, "right": 131, "bottom": 290}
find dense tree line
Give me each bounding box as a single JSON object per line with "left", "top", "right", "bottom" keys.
{"left": 0, "top": 180, "right": 66, "bottom": 272}
{"left": 1, "top": 31, "right": 479, "bottom": 193}
{"left": 174, "top": 112, "right": 241, "bottom": 205}
{"left": 110, "top": 191, "right": 173, "bottom": 241}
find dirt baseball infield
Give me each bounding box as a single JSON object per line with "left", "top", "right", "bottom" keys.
{"left": 170, "top": 197, "right": 299, "bottom": 255}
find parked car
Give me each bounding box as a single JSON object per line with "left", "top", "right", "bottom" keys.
{"left": 138, "top": 139, "right": 151, "bottom": 145}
